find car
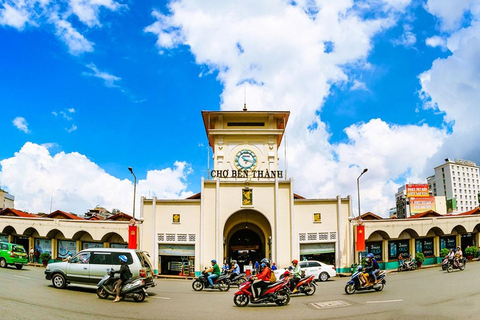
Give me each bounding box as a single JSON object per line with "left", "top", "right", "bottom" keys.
{"left": 0, "top": 242, "right": 28, "bottom": 269}
{"left": 45, "top": 248, "right": 156, "bottom": 289}
{"left": 274, "top": 260, "right": 336, "bottom": 282}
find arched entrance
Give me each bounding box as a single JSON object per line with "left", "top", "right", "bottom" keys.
{"left": 224, "top": 209, "right": 271, "bottom": 271}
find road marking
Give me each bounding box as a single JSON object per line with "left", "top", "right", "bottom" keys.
{"left": 311, "top": 300, "right": 351, "bottom": 309}
{"left": 151, "top": 296, "right": 171, "bottom": 300}
{"left": 13, "top": 275, "right": 31, "bottom": 280}
{"left": 366, "top": 299, "right": 403, "bottom": 304}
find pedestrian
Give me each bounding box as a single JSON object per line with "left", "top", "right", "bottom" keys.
{"left": 29, "top": 247, "right": 34, "bottom": 263}
{"left": 254, "top": 260, "right": 260, "bottom": 274}
{"left": 271, "top": 262, "right": 277, "bottom": 271}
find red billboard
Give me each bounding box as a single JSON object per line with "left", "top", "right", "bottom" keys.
{"left": 410, "top": 196, "right": 436, "bottom": 214}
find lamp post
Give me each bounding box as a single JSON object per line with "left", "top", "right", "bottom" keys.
{"left": 128, "top": 167, "right": 137, "bottom": 219}
{"left": 357, "top": 168, "right": 368, "bottom": 219}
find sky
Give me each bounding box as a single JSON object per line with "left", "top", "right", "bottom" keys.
{"left": 1, "top": 0, "right": 479, "bottom": 217}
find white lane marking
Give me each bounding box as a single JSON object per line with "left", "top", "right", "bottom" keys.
{"left": 366, "top": 299, "right": 403, "bottom": 304}
{"left": 151, "top": 296, "right": 171, "bottom": 300}
{"left": 13, "top": 275, "right": 31, "bottom": 280}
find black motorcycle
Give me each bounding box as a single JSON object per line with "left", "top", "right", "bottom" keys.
{"left": 227, "top": 272, "right": 248, "bottom": 288}
{"left": 192, "top": 270, "right": 230, "bottom": 291}
{"left": 445, "top": 257, "right": 466, "bottom": 272}
{"left": 345, "top": 265, "right": 386, "bottom": 295}
{"left": 96, "top": 268, "right": 147, "bottom": 302}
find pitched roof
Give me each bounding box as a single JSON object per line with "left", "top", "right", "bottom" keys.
{"left": 408, "top": 210, "right": 443, "bottom": 218}
{"left": 186, "top": 192, "right": 201, "bottom": 199}
{"left": 0, "top": 208, "right": 38, "bottom": 218}
{"left": 46, "top": 210, "right": 84, "bottom": 220}
{"left": 457, "top": 207, "right": 480, "bottom": 216}
{"left": 354, "top": 212, "right": 383, "bottom": 220}
{"left": 107, "top": 212, "right": 135, "bottom": 221}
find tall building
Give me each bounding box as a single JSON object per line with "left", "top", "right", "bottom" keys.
{"left": 0, "top": 189, "right": 14, "bottom": 209}
{"left": 428, "top": 159, "right": 480, "bottom": 213}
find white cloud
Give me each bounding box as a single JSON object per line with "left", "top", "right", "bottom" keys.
{"left": 351, "top": 80, "right": 368, "bottom": 91}
{"left": 425, "top": 35, "right": 447, "bottom": 49}
{"left": 0, "top": 0, "right": 124, "bottom": 55}
{"left": 392, "top": 30, "right": 417, "bottom": 47}
{"left": 83, "top": 63, "right": 121, "bottom": 87}
{"left": 65, "top": 124, "right": 77, "bottom": 133}
{"left": 425, "top": 0, "right": 478, "bottom": 31}
{"left": 0, "top": 142, "right": 193, "bottom": 214}
{"left": 12, "top": 116, "right": 30, "bottom": 133}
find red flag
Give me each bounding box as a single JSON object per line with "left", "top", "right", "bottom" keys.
{"left": 128, "top": 226, "right": 137, "bottom": 249}
{"left": 356, "top": 225, "right": 365, "bottom": 251}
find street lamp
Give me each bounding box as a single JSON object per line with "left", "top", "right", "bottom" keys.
{"left": 357, "top": 168, "right": 368, "bottom": 219}
{"left": 128, "top": 167, "right": 137, "bottom": 219}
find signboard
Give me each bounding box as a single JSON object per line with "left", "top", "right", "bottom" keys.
{"left": 173, "top": 214, "right": 181, "bottom": 223}
{"left": 415, "top": 238, "right": 434, "bottom": 257}
{"left": 82, "top": 242, "right": 104, "bottom": 250}
{"left": 242, "top": 188, "right": 253, "bottom": 206}
{"left": 34, "top": 238, "right": 52, "bottom": 256}
{"left": 159, "top": 244, "right": 195, "bottom": 256}
{"left": 313, "top": 213, "right": 321, "bottom": 223}
{"left": 388, "top": 240, "right": 409, "bottom": 260}
{"left": 366, "top": 242, "right": 383, "bottom": 261}
{"left": 300, "top": 243, "right": 335, "bottom": 255}
{"left": 356, "top": 225, "right": 365, "bottom": 251}
{"left": 111, "top": 243, "right": 128, "bottom": 248}
{"left": 410, "top": 196, "right": 436, "bottom": 214}
{"left": 440, "top": 236, "right": 456, "bottom": 250}
{"left": 58, "top": 240, "right": 77, "bottom": 259}
{"left": 406, "top": 184, "right": 429, "bottom": 197}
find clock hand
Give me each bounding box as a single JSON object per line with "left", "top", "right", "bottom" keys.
{"left": 241, "top": 156, "right": 253, "bottom": 163}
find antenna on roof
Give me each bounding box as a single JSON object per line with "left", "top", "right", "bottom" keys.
{"left": 243, "top": 82, "right": 247, "bottom": 111}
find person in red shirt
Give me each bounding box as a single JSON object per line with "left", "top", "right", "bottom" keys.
{"left": 252, "top": 258, "right": 271, "bottom": 300}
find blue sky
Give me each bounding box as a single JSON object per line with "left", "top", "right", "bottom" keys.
{"left": 1, "top": 0, "right": 479, "bottom": 216}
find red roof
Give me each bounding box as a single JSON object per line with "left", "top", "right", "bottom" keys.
{"left": 107, "top": 212, "right": 135, "bottom": 221}
{"left": 408, "top": 210, "right": 443, "bottom": 218}
{"left": 457, "top": 207, "right": 480, "bottom": 216}
{"left": 46, "top": 210, "right": 84, "bottom": 220}
{"left": 0, "top": 208, "right": 38, "bottom": 218}
{"left": 354, "top": 212, "right": 383, "bottom": 220}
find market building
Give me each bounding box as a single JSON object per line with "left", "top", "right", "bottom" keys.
{"left": 140, "top": 109, "right": 354, "bottom": 276}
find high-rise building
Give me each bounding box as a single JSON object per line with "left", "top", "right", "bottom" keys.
{"left": 428, "top": 159, "right": 480, "bottom": 213}
{"left": 0, "top": 189, "right": 14, "bottom": 209}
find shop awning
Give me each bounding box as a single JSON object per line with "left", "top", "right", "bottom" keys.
{"left": 159, "top": 244, "right": 195, "bottom": 256}
{"left": 300, "top": 243, "right": 335, "bottom": 255}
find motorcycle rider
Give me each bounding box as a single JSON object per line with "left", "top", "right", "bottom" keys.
{"left": 252, "top": 258, "right": 271, "bottom": 300}
{"left": 113, "top": 255, "right": 132, "bottom": 302}
{"left": 290, "top": 259, "right": 301, "bottom": 293}
{"left": 205, "top": 259, "right": 221, "bottom": 288}
{"left": 228, "top": 260, "right": 240, "bottom": 281}
{"left": 364, "top": 253, "right": 380, "bottom": 286}
{"left": 454, "top": 246, "right": 463, "bottom": 267}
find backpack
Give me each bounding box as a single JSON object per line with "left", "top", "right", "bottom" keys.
{"left": 269, "top": 270, "right": 277, "bottom": 283}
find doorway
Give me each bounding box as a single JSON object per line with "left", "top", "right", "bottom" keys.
{"left": 228, "top": 228, "right": 264, "bottom": 272}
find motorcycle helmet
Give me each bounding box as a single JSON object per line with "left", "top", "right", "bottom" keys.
{"left": 119, "top": 255, "right": 128, "bottom": 263}
{"left": 357, "top": 265, "right": 363, "bottom": 271}
{"left": 367, "top": 253, "right": 374, "bottom": 259}
{"left": 292, "top": 259, "right": 298, "bottom": 264}
{"left": 260, "top": 258, "right": 270, "bottom": 265}
{"left": 211, "top": 259, "right": 217, "bottom": 264}
{"left": 261, "top": 263, "right": 266, "bottom": 268}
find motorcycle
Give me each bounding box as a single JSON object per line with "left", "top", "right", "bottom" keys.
{"left": 233, "top": 276, "right": 290, "bottom": 307}
{"left": 279, "top": 270, "right": 316, "bottom": 296}
{"left": 227, "top": 272, "right": 248, "bottom": 288}
{"left": 441, "top": 256, "right": 453, "bottom": 271}
{"left": 192, "top": 270, "right": 230, "bottom": 291}
{"left": 444, "top": 257, "right": 466, "bottom": 273}
{"left": 397, "top": 259, "right": 417, "bottom": 272}
{"left": 96, "top": 268, "right": 147, "bottom": 302}
{"left": 345, "top": 265, "right": 386, "bottom": 295}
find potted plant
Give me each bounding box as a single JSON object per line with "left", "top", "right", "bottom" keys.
{"left": 415, "top": 252, "right": 425, "bottom": 268}
{"left": 39, "top": 252, "right": 51, "bottom": 267}
{"left": 440, "top": 248, "right": 450, "bottom": 258}
{"left": 464, "top": 246, "right": 478, "bottom": 260}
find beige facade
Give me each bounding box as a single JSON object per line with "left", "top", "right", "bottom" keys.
{"left": 141, "top": 110, "right": 353, "bottom": 275}
{"left": 0, "top": 189, "right": 14, "bottom": 209}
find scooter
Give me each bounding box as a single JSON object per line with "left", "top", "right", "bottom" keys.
{"left": 227, "top": 272, "right": 248, "bottom": 288}
{"left": 445, "top": 257, "right": 466, "bottom": 273}
{"left": 96, "top": 268, "right": 147, "bottom": 302}
{"left": 345, "top": 265, "right": 386, "bottom": 295}
{"left": 233, "top": 276, "right": 290, "bottom": 307}
{"left": 279, "top": 270, "right": 316, "bottom": 296}
{"left": 397, "top": 259, "right": 417, "bottom": 272}
{"left": 192, "top": 270, "right": 230, "bottom": 291}
{"left": 442, "top": 256, "right": 453, "bottom": 271}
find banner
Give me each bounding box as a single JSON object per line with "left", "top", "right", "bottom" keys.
{"left": 58, "top": 240, "right": 77, "bottom": 259}
{"left": 128, "top": 226, "right": 137, "bottom": 249}
{"left": 406, "top": 184, "right": 429, "bottom": 197}
{"left": 410, "top": 196, "right": 436, "bottom": 214}
{"left": 356, "top": 225, "right": 365, "bottom": 251}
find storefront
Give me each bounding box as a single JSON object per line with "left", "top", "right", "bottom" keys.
{"left": 440, "top": 236, "right": 457, "bottom": 250}
{"left": 158, "top": 244, "right": 195, "bottom": 276}
{"left": 299, "top": 243, "right": 335, "bottom": 265}
{"left": 366, "top": 242, "right": 383, "bottom": 261}
{"left": 415, "top": 238, "right": 434, "bottom": 257}
{"left": 388, "top": 240, "right": 410, "bottom": 260}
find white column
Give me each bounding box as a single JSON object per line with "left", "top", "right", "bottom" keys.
{"left": 289, "top": 178, "right": 296, "bottom": 260}
{"left": 199, "top": 178, "right": 204, "bottom": 272}
{"left": 215, "top": 178, "right": 220, "bottom": 260}
{"left": 152, "top": 197, "right": 157, "bottom": 274}
{"left": 336, "top": 195, "right": 342, "bottom": 272}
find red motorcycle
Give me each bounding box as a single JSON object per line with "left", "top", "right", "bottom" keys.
{"left": 279, "top": 270, "right": 316, "bottom": 296}
{"left": 233, "top": 276, "right": 290, "bottom": 307}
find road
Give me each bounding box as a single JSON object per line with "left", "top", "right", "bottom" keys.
{"left": 1, "top": 262, "right": 480, "bottom": 320}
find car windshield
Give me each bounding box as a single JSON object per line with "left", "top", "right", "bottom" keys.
{"left": 12, "top": 245, "right": 25, "bottom": 253}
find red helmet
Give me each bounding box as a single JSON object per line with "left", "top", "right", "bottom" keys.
{"left": 292, "top": 259, "right": 298, "bottom": 264}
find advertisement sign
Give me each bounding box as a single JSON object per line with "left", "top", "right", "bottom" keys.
{"left": 34, "top": 238, "right": 52, "bottom": 255}
{"left": 82, "top": 242, "right": 103, "bottom": 250}
{"left": 415, "top": 238, "right": 434, "bottom": 257}
{"left": 111, "top": 243, "right": 128, "bottom": 248}
{"left": 159, "top": 244, "right": 195, "bottom": 256}
{"left": 0, "top": 235, "right": 8, "bottom": 242}
{"left": 406, "top": 184, "right": 429, "bottom": 197}
{"left": 366, "top": 242, "right": 383, "bottom": 261}
{"left": 388, "top": 240, "right": 409, "bottom": 260}
{"left": 440, "top": 236, "right": 457, "bottom": 250}
{"left": 58, "top": 240, "right": 77, "bottom": 259}
{"left": 410, "top": 196, "right": 436, "bottom": 214}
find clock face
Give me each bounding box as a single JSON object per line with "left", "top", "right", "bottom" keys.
{"left": 235, "top": 149, "right": 257, "bottom": 170}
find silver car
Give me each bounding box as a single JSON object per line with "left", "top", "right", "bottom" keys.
{"left": 45, "top": 248, "right": 155, "bottom": 289}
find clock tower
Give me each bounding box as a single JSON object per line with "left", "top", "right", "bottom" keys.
{"left": 202, "top": 110, "right": 290, "bottom": 180}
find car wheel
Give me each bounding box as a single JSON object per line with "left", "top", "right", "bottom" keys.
{"left": 319, "top": 272, "right": 329, "bottom": 282}
{"left": 15, "top": 264, "right": 23, "bottom": 270}
{"left": 52, "top": 273, "right": 67, "bottom": 289}
{"left": 0, "top": 258, "right": 7, "bottom": 268}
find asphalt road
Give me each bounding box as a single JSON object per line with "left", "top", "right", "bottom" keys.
{"left": 1, "top": 262, "right": 480, "bottom": 320}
